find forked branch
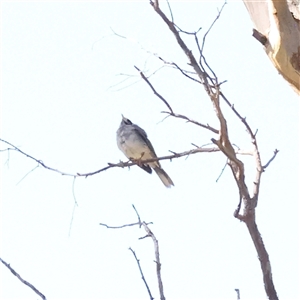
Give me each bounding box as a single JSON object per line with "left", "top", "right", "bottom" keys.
{"left": 100, "top": 205, "right": 165, "bottom": 300}
{"left": 148, "top": 1, "right": 279, "bottom": 299}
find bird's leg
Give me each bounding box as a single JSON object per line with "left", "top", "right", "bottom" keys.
{"left": 130, "top": 152, "right": 145, "bottom": 166}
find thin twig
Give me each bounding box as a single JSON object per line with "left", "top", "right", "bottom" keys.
{"left": 100, "top": 206, "right": 164, "bottom": 299}
{"left": 0, "top": 139, "right": 75, "bottom": 176}
{"left": 196, "top": 31, "right": 218, "bottom": 83}
{"left": 16, "top": 165, "right": 39, "bottom": 185}
{"left": 129, "top": 248, "right": 154, "bottom": 300}
{"left": 132, "top": 204, "right": 142, "bottom": 227}
{"left": 140, "top": 222, "right": 165, "bottom": 300}
{"left": 134, "top": 67, "right": 219, "bottom": 134}
{"left": 161, "top": 111, "right": 219, "bottom": 134}
{"left": 174, "top": 24, "right": 202, "bottom": 35}
{"left": 157, "top": 56, "right": 201, "bottom": 83}
{"left": 0, "top": 257, "right": 47, "bottom": 300}
{"left": 99, "top": 221, "right": 153, "bottom": 229}
{"left": 262, "top": 149, "right": 279, "bottom": 170}
{"left": 201, "top": 1, "right": 227, "bottom": 54}
{"left": 134, "top": 65, "right": 173, "bottom": 113}
{"left": 165, "top": 0, "right": 174, "bottom": 23}
{"left": 68, "top": 177, "right": 78, "bottom": 237}
{"left": 220, "top": 92, "right": 256, "bottom": 139}
{"left": 234, "top": 288, "right": 240, "bottom": 300}
{"left": 215, "top": 158, "right": 228, "bottom": 182}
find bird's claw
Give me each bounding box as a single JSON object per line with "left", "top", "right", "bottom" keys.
{"left": 130, "top": 152, "right": 145, "bottom": 166}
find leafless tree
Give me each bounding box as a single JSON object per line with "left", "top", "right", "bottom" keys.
{"left": 1, "top": 1, "right": 283, "bottom": 300}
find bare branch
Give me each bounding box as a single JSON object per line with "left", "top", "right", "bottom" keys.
{"left": 220, "top": 92, "right": 256, "bottom": 140}
{"left": 195, "top": 32, "right": 218, "bottom": 82}
{"left": 161, "top": 111, "right": 219, "bottom": 134}
{"left": 215, "top": 158, "right": 228, "bottom": 182}
{"left": 140, "top": 221, "right": 165, "bottom": 300}
{"left": 174, "top": 24, "right": 202, "bottom": 35}
{"left": 100, "top": 205, "right": 165, "bottom": 299}
{"left": 132, "top": 204, "right": 142, "bottom": 227}
{"left": 218, "top": 92, "right": 265, "bottom": 205}
{"left": 0, "top": 138, "right": 219, "bottom": 178}
{"left": 157, "top": 56, "right": 201, "bottom": 83}
{"left": 149, "top": 2, "right": 279, "bottom": 299}
{"left": 108, "top": 73, "right": 140, "bottom": 92}
{"left": 99, "top": 221, "right": 153, "bottom": 229}
{"left": 68, "top": 177, "right": 78, "bottom": 237}
{"left": 149, "top": 0, "right": 210, "bottom": 90}
{"left": 134, "top": 67, "right": 219, "bottom": 134}
{"left": 165, "top": 0, "right": 174, "bottom": 23}
{"left": 16, "top": 165, "right": 39, "bottom": 185}
{"left": 245, "top": 220, "right": 278, "bottom": 299}
{"left": 80, "top": 147, "right": 219, "bottom": 177}
{"left": 134, "top": 65, "right": 173, "bottom": 113}
{"left": 0, "top": 257, "right": 47, "bottom": 300}
{"left": 234, "top": 288, "right": 240, "bottom": 300}
{"left": 262, "top": 149, "right": 279, "bottom": 170}
{"left": 252, "top": 149, "right": 279, "bottom": 205}
{"left": 68, "top": 201, "right": 78, "bottom": 237}
{"left": 201, "top": 1, "right": 227, "bottom": 54}
{"left": 0, "top": 139, "right": 75, "bottom": 176}
{"left": 129, "top": 248, "right": 154, "bottom": 300}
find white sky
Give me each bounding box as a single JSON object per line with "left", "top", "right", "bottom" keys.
{"left": 1, "top": 1, "right": 299, "bottom": 300}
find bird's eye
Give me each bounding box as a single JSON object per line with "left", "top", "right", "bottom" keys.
{"left": 125, "top": 118, "right": 132, "bottom": 125}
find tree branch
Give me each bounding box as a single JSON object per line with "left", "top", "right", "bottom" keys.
{"left": 0, "top": 138, "right": 219, "bottom": 178}
{"left": 100, "top": 205, "right": 165, "bottom": 300}
{"left": 149, "top": 1, "right": 279, "bottom": 299}
{"left": 99, "top": 221, "right": 153, "bottom": 229}
{"left": 262, "top": 149, "right": 279, "bottom": 170}
{"left": 134, "top": 65, "right": 173, "bottom": 113}
{"left": 0, "top": 257, "right": 47, "bottom": 300}
{"left": 129, "top": 248, "right": 154, "bottom": 300}
{"left": 140, "top": 221, "right": 165, "bottom": 300}
{"left": 134, "top": 67, "right": 219, "bottom": 134}
{"left": 161, "top": 111, "right": 219, "bottom": 134}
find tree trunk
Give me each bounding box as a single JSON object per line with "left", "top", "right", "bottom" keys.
{"left": 243, "top": 0, "right": 300, "bottom": 95}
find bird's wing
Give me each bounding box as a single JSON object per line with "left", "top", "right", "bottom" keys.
{"left": 132, "top": 124, "right": 157, "bottom": 157}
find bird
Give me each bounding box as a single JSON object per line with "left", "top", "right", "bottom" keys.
{"left": 116, "top": 115, "right": 174, "bottom": 188}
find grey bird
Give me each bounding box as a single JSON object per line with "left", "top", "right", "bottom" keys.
{"left": 116, "top": 115, "right": 174, "bottom": 188}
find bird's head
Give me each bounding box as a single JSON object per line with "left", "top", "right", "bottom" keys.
{"left": 121, "top": 115, "right": 133, "bottom": 125}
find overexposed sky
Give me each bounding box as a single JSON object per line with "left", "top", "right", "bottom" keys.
{"left": 1, "top": 1, "right": 299, "bottom": 300}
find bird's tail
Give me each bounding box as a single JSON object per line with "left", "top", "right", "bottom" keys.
{"left": 154, "top": 167, "right": 174, "bottom": 188}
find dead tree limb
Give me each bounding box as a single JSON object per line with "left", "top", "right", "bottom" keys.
{"left": 100, "top": 205, "right": 165, "bottom": 300}
{"left": 129, "top": 248, "right": 154, "bottom": 300}
{"left": 148, "top": 1, "right": 279, "bottom": 299}
{"left": 0, "top": 138, "right": 219, "bottom": 178}
{"left": 0, "top": 257, "right": 47, "bottom": 300}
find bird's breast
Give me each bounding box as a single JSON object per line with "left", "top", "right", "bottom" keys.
{"left": 117, "top": 128, "right": 152, "bottom": 160}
